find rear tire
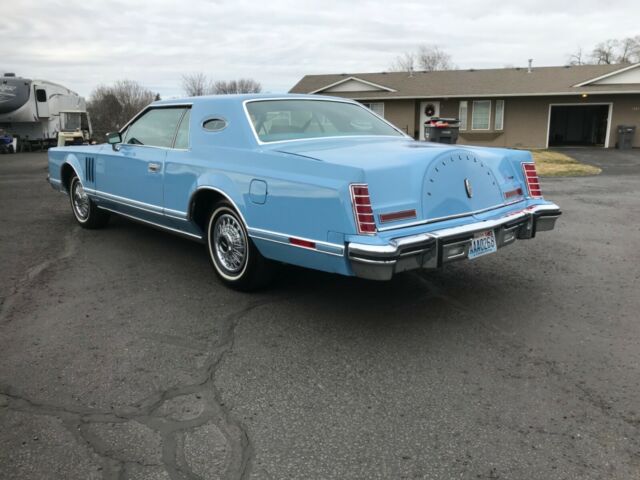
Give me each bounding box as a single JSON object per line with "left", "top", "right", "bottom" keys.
{"left": 69, "top": 174, "right": 110, "bottom": 229}
{"left": 206, "top": 202, "right": 273, "bottom": 291}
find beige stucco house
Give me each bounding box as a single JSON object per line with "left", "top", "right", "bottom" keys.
{"left": 290, "top": 63, "right": 640, "bottom": 148}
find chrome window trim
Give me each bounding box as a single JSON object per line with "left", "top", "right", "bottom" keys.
{"left": 376, "top": 199, "right": 527, "bottom": 232}
{"left": 118, "top": 103, "right": 194, "bottom": 134}
{"left": 118, "top": 104, "right": 193, "bottom": 149}
{"left": 241, "top": 97, "right": 410, "bottom": 146}
{"left": 202, "top": 117, "right": 229, "bottom": 132}
{"left": 117, "top": 143, "right": 173, "bottom": 152}
{"left": 171, "top": 108, "right": 191, "bottom": 149}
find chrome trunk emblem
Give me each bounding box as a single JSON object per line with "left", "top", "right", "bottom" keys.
{"left": 464, "top": 178, "right": 473, "bottom": 198}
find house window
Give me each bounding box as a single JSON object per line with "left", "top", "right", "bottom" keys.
{"left": 361, "top": 102, "right": 384, "bottom": 118}
{"left": 472, "top": 100, "right": 491, "bottom": 130}
{"left": 458, "top": 101, "right": 468, "bottom": 131}
{"left": 495, "top": 100, "right": 504, "bottom": 130}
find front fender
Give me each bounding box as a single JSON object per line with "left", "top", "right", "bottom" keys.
{"left": 58, "top": 152, "right": 85, "bottom": 192}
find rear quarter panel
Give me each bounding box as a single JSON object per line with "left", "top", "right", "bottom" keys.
{"left": 166, "top": 100, "right": 363, "bottom": 244}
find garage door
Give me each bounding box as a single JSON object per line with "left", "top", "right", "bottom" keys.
{"left": 548, "top": 105, "right": 610, "bottom": 147}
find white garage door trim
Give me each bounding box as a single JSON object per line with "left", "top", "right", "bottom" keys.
{"left": 545, "top": 103, "right": 613, "bottom": 149}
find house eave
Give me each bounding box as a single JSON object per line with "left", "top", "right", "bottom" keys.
{"left": 308, "top": 76, "right": 397, "bottom": 94}
{"left": 572, "top": 63, "right": 640, "bottom": 87}
{"left": 338, "top": 90, "right": 640, "bottom": 101}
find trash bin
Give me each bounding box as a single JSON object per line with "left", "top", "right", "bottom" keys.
{"left": 424, "top": 117, "right": 460, "bottom": 144}
{"left": 616, "top": 125, "right": 636, "bottom": 150}
{"left": 0, "top": 132, "right": 15, "bottom": 154}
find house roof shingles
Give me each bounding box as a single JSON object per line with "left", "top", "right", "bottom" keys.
{"left": 289, "top": 64, "right": 640, "bottom": 98}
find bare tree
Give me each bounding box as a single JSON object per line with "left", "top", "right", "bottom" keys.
{"left": 567, "top": 47, "right": 586, "bottom": 65}
{"left": 590, "top": 39, "right": 619, "bottom": 64}
{"left": 213, "top": 78, "right": 262, "bottom": 94}
{"left": 389, "top": 44, "right": 453, "bottom": 72}
{"left": 416, "top": 45, "right": 454, "bottom": 71}
{"left": 566, "top": 37, "right": 640, "bottom": 66}
{"left": 87, "top": 80, "right": 156, "bottom": 141}
{"left": 389, "top": 52, "right": 416, "bottom": 72}
{"left": 618, "top": 36, "right": 640, "bottom": 63}
{"left": 181, "top": 73, "right": 215, "bottom": 96}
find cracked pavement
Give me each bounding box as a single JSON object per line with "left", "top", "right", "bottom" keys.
{"left": 1, "top": 151, "right": 639, "bottom": 479}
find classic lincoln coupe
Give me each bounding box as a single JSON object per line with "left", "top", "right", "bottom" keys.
{"left": 48, "top": 94, "right": 561, "bottom": 290}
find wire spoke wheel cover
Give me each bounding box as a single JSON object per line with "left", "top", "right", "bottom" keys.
{"left": 210, "top": 211, "right": 248, "bottom": 278}
{"left": 72, "top": 179, "right": 90, "bottom": 221}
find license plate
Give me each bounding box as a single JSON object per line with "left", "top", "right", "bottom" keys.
{"left": 468, "top": 230, "right": 497, "bottom": 260}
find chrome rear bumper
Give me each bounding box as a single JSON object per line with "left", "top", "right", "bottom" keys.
{"left": 348, "top": 204, "right": 561, "bottom": 281}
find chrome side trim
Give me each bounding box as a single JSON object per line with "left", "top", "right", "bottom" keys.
{"left": 164, "top": 207, "right": 188, "bottom": 220}
{"left": 85, "top": 188, "right": 164, "bottom": 215}
{"left": 85, "top": 188, "right": 190, "bottom": 222}
{"left": 376, "top": 199, "right": 526, "bottom": 232}
{"left": 97, "top": 206, "right": 203, "bottom": 241}
{"left": 248, "top": 227, "right": 345, "bottom": 257}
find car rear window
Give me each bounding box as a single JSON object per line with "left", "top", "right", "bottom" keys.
{"left": 245, "top": 99, "right": 403, "bottom": 143}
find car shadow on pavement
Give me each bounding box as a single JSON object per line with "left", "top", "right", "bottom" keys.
{"left": 107, "top": 213, "right": 525, "bottom": 331}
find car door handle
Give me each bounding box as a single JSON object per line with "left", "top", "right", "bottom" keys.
{"left": 148, "top": 163, "right": 161, "bottom": 173}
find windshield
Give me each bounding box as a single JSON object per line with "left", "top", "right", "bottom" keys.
{"left": 246, "top": 100, "right": 403, "bottom": 143}
{"left": 62, "top": 112, "right": 82, "bottom": 131}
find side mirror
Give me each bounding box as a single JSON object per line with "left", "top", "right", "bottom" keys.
{"left": 106, "top": 131, "right": 122, "bottom": 150}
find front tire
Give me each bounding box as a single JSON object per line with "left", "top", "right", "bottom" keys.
{"left": 69, "top": 174, "right": 110, "bottom": 229}
{"left": 206, "top": 202, "right": 273, "bottom": 291}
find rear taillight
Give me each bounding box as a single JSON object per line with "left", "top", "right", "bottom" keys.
{"left": 522, "top": 162, "right": 542, "bottom": 198}
{"left": 350, "top": 184, "right": 376, "bottom": 235}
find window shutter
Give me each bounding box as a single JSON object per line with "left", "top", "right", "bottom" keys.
{"left": 495, "top": 100, "right": 504, "bottom": 130}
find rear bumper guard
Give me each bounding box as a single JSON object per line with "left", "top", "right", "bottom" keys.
{"left": 348, "top": 204, "right": 561, "bottom": 281}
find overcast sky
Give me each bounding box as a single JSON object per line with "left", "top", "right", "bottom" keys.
{"left": 3, "top": 0, "right": 639, "bottom": 99}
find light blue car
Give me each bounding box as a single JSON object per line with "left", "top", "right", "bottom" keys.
{"left": 48, "top": 94, "right": 561, "bottom": 290}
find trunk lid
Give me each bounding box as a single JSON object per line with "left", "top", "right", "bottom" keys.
{"left": 273, "top": 137, "right": 525, "bottom": 229}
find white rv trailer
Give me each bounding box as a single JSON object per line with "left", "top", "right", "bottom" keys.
{"left": 0, "top": 73, "right": 91, "bottom": 148}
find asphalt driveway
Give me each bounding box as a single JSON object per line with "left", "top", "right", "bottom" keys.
{"left": 1, "top": 151, "right": 639, "bottom": 479}
{"left": 556, "top": 147, "right": 640, "bottom": 175}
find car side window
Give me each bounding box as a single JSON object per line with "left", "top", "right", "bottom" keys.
{"left": 122, "top": 108, "right": 186, "bottom": 148}
{"left": 173, "top": 109, "right": 191, "bottom": 149}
